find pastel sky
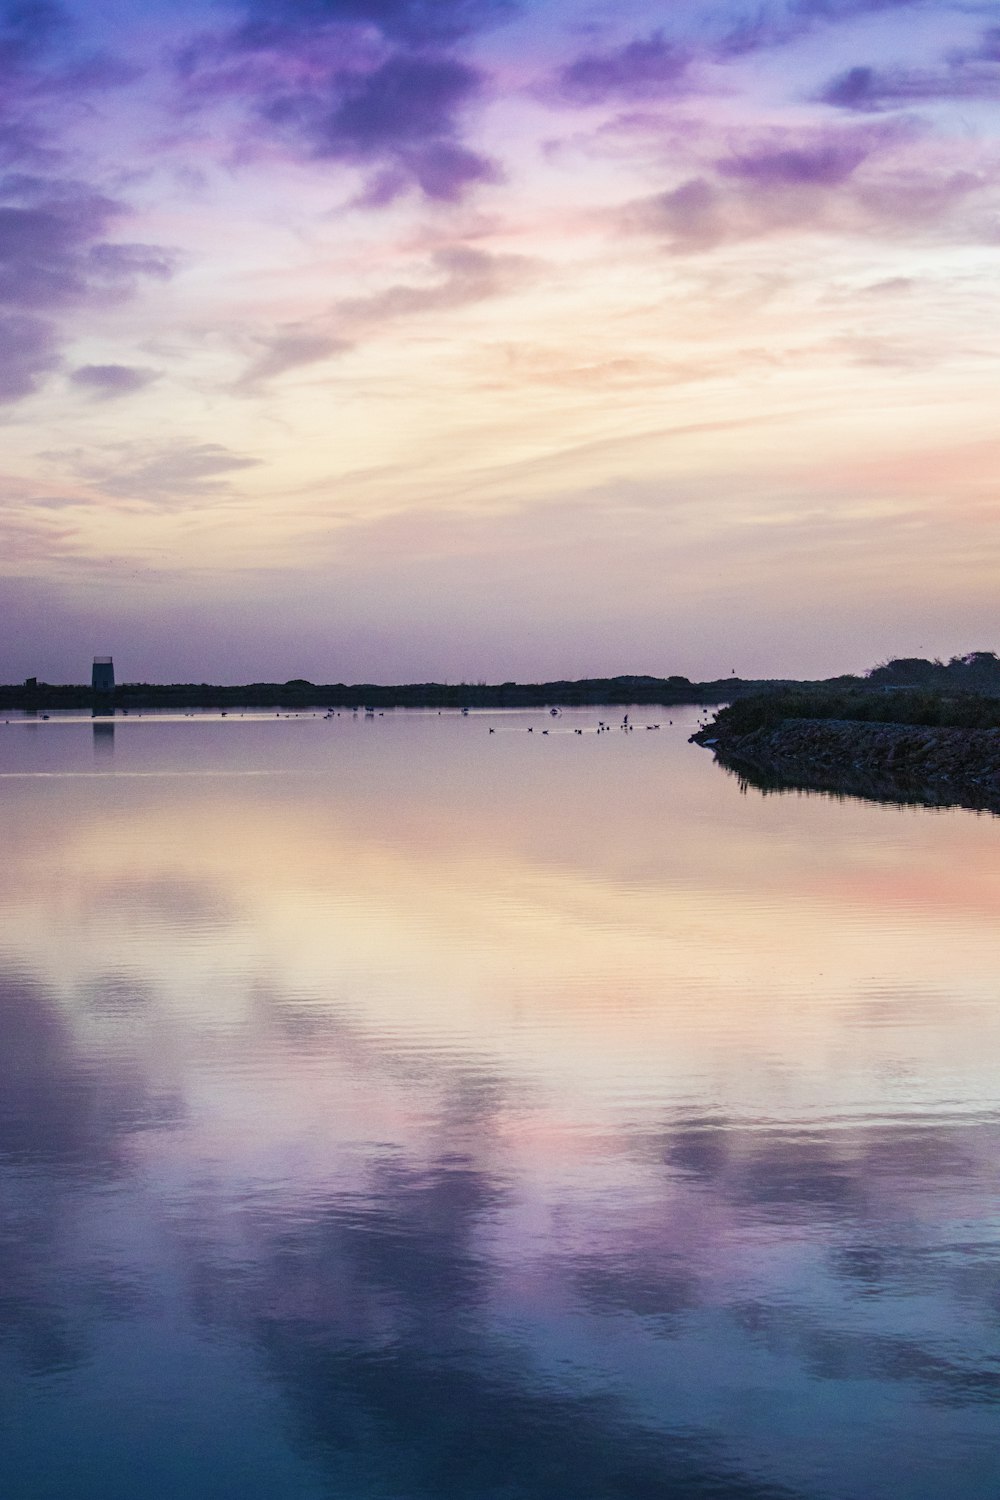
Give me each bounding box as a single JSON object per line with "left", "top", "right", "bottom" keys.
{"left": 2, "top": 0, "right": 998, "bottom": 684}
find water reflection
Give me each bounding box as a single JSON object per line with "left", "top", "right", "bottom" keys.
{"left": 718, "top": 747, "right": 1000, "bottom": 818}
{"left": 92, "top": 717, "right": 115, "bottom": 759}
{"left": 0, "top": 968, "right": 177, "bottom": 1385}
{"left": 0, "top": 711, "right": 997, "bottom": 1500}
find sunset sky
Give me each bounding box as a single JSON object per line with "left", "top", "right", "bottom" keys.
{"left": 2, "top": 0, "right": 997, "bottom": 684}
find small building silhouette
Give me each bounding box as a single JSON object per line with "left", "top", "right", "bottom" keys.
{"left": 92, "top": 656, "right": 115, "bottom": 694}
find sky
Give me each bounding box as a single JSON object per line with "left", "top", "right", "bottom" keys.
{"left": 1, "top": 0, "right": 998, "bottom": 685}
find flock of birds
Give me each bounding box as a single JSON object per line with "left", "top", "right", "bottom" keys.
{"left": 489, "top": 712, "right": 678, "bottom": 735}
{"left": 7, "top": 707, "right": 721, "bottom": 733}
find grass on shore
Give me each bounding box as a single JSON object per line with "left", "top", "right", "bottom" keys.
{"left": 706, "top": 686, "right": 1000, "bottom": 739}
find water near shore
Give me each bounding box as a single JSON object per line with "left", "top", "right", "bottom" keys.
{"left": 696, "top": 714, "right": 1000, "bottom": 816}
{"left": 1, "top": 708, "right": 998, "bottom": 1500}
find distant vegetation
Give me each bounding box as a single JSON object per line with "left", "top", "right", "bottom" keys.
{"left": 691, "top": 652, "right": 1000, "bottom": 817}
{"left": 702, "top": 684, "right": 1000, "bottom": 740}
{"left": 690, "top": 653, "right": 1000, "bottom": 741}
{"left": 3, "top": 652, "right": 999, "bottom": 714}
{"left": 0, "top": 672, "right": 761, "bottom": 712}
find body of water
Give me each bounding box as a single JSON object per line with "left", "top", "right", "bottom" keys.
{"left": 0, "top": 707, "right": 997, "bottom": 1499}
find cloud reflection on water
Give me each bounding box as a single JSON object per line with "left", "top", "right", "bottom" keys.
{"left": 0, "top": 715, "right": 998, "bottom": 1498}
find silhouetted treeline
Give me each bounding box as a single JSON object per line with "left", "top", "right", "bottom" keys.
{"left": 5, "top": 652, "right": 999, "bottom": 712}
{"left": 866, "top": 651, "right": 1000, "bottom": 691}
{"left": 0, "top": 673, "right": 785, "bottom": 712}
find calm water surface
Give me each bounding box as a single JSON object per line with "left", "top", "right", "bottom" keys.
{"left": 1, "top": 708, "right": 998, "bottom": 1499}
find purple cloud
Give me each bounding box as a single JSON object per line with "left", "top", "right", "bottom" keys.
{"left": 819, "top": 66, "right": 884, "bottom": 110}
{"left": 75, "top": 441, "right": 262, "bottom": 505}
{"left": 333, "top": 244, "right": 530, "bottom": 330}
{"left": 793, "top": 0, "right": 923, "bottom": 17}
{"left": 232, "top": 0, "right": 515, "bottom": 48}
{"left": 0, "top": 3, "right": 71, "bottom": 170}
{"left": 631, "top": 177, "right": 722, "bottom": 250}
{"left": 0, "top": 177, "right": 172, "bottom": 403}
{"left": 820, "top": 31, "right": 1000, "bottom": 111}
{"left": 0, "top": 4, "right": 160, "bottom": 404}
{"left": 266, "top": 52, "right": 498, "bottom": 199}
{"left": 178, "top": 1, "right": 508, "bottom": 203}
{"left": 623, "top": 123, "right": 987, "bottom": 252}
{"left": 69, "top": 364, "right": 159, "bottom": 398}
{"left": 87, "top": 240, "right": 174, "bottom": 283}
{"left": 970, "top": 27, "right": 1000, "bottom": 62}
{"left": 0, "top": 4, "right": 136, "bottom": 179}
{"left": 0, "top": 309, "right": 58, "bottom": 401}
{"left": 236, "top": 328, "right": 351, "bottom": 389}
{"left": 822, "top": 61, "right": 1000, "bottom": 109}
{"left": 554, "top": 31, "right": 690, "bottom": 105}
{"left": 0, "top": 177, "right": 171, "bottom": 308}
{"left": 718, "top": 0, "right": 925, "bottom": 57}
{"left": 0, "top": 183, "right": 112, "bottom": 307}
{"left": 0, "top": 0, "right": 137, "bottom": 119}
{"left": 304, "top": 54, "right": 478, "bottom": 151}
{"left": 717, "top": 139, "right": 873, "bottom": 187}
{"left": 0, "top": 1, "right": 66, "bottom": 78}
{"left": 226, "top": 244, "right": 531, "bottom": 395}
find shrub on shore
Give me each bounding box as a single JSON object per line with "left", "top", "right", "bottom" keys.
{"left": 704, "top": 686, "right": 1000, "bottom": 740}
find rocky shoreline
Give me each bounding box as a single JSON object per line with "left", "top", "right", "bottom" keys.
{"left": 693, "top": 717, "right": 1000, "bottom": 815}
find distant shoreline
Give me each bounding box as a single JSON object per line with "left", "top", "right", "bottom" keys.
{"left": 10, "top": 653, "right": 1000, "bottom": 713}
{"left": 0, "top": 674, "right": 791, "bottom": 713}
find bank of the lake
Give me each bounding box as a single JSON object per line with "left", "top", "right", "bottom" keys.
{"left": 692, "top": 688, "right": 1000, "bottom": 814}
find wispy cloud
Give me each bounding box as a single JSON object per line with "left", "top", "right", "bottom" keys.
{"left": 69, "top": 363, "right": 159, "bottom": 398}
{"left": 821, "top": 42, "right": 1000, "bottom": 110}
{"left": 0, "top": 168, "right": 171, "bottom": 403}
{"left": 0, "top": 310, "right": 59, "bottom": 400}
{"left": 622, "top": 123, "right": 991, "bottom": 250}
{"left": 74, "top": 441, "right": 262, "bottom": 505}
{"left": 716, "top": 136, "right": 877, "bottom": 187}
{"left": 235, "top": 328, "right": 351, "bottom": 390}
{"left": 232, "top": 0, "right": 516, "bottom": 49}
{"left": 226, "top": 244, "right": 529, "bottom": 392}
{"left": 552, "top": 31, "right": 691, "bottom": 105}
{"left": 717, "top": 0, "right": 930, "bottom": 57}
{"left": 0, "top": 176, "right": 170, "bottom": 310}
{"left": 334, "top": 244, "right": 531, "bottom": 331}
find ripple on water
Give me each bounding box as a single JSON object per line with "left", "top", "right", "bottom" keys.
{"left": 0, "top": 710, "right": 998, "bottom": 1500}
